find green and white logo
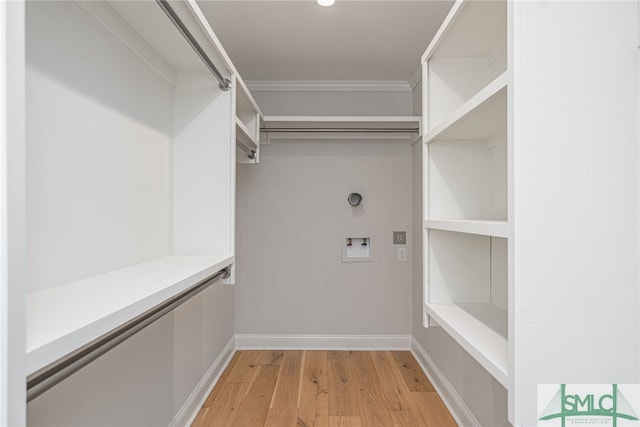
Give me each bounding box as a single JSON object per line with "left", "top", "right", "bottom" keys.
{"left": 538, "top": 384, "right": 640, "bottom": 426}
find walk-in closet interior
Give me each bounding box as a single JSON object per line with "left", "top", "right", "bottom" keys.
{"left": 1, "top": 0, "right": 638, "bottom": 426}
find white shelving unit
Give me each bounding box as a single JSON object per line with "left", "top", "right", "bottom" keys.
{"left": 422, "top": 0, "right": 509, "bottom": 389}
{"left": 425, "top": 0, "right": 506, "bottom": 131}
{"left": 425, "top": 229, "right": 508, "bottom": 385}
{"left": 424, "top": 2, "right": 639, "bottom": 424}
{"left": 23, "top": 0, "right": 256, "bottom": 377}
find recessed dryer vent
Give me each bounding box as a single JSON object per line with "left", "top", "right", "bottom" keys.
{"left": 342, "top": 236, "right": 374, "bottom": 262}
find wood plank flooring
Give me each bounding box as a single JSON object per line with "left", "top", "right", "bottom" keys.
{"left": 192, "top": 351, "right": 456, "bottom": 427}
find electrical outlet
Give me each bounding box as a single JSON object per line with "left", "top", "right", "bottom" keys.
{"left": 393, "top": 231, "right": 406, "bottom": 245}
{"left": 397, "top": 247, "right": 407, "bottom": 262}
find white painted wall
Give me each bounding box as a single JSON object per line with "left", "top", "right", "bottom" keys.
{"left": 235, "top": 139, "right": 412, "bottom": 336}
{"left": 26, "top": 0, "right": 173, "bottom": 293}
{"left": 172, "top": 70, "right": 234, "bottom": 258}
{"left": 510, "top": 2, "right": 639, "bottom": 424}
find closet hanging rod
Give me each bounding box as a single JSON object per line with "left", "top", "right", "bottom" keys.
{"left": 261, "top": 128, "right": 419, "bottom": 133}
{"left": 156, "top": 0, "right": 231, "bottom": 91}
{"left": 26, "top": 266, "right": 231, "bottom": 402}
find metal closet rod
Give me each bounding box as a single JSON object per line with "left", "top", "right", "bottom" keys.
{"left": 156, "top": 0, "right": 231, "bottom": 92}
{"left": 261, "top": 128, "right": 420, "bottom": 133}
{"left": 26, "top": 266, "right": 232, "bottom": 402}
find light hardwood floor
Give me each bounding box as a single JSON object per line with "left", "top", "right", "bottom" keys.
{"left": 192, "top": 350, "right": 456, "bottom": 427}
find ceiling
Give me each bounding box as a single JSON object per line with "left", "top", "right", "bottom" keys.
{"left": 197, "top": 0, "right": 454, "bottom": 83}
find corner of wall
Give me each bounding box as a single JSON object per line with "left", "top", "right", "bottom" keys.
{"left": 411, "top": 79, "right": 422, "bottom": 116}
{"left": 170, "top": 336, "right": 236, "bottom": 427}
{"left": 411, "top": 338, "right": 480, "bottom": 427}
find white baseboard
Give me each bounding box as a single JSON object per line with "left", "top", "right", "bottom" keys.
{"left": 235, "top": 334, "right": 412, "bottom": 351}
{"left": 170, "top": 336, "right": 236, "bottom": 427}
{"left": 411, "top": 337, "right": 480, "bottom": 427}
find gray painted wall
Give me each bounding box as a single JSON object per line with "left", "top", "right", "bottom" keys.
{"left": 235, "top": 89, "right": 413, "bottom": 336}
{"left": 235, "top": 139, "right": 412, "bottom": 336}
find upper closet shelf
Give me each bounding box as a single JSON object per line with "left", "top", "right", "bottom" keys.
{"left": 26, "top": 255, "right": 233, "bottom": 377}
{"left": 262, "top": 116, "right": 421, "bottom": 142}
{"left": 425, "top": 72, "right": 507, "bottom": 144}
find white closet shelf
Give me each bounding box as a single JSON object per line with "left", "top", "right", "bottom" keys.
{"left": 236, "top": 117, "right": 259, "bottom": 150}
{"left": 263, "top": 116, "right": 421, "bottom": 130}
{"left": 425, "top": 219, "right": 508, "bottom": 238}
{"left": 26, "top": 255, "right": 233, "bottom": 376}
{"left": 425, "top": 72, "right": 507, "bottom": 142}
{"left": 262, "top": 116, "right": 421, "bottom": 142}
{"left": 426, "top": 302, "right": 508, "bottom": 387}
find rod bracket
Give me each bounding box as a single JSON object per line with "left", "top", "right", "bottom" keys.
{"left": 219, "top": 79, "right": 232, "bottom": 92}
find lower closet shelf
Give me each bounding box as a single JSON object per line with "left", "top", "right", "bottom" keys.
{"left": 26, "top": 255, "right": 234, "bottom": 376}
{"left": 425, "top": 302, "right": 508, "bottom": 387}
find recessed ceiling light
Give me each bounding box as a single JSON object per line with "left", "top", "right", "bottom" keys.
{"left": 316, "top": 0, "right": 336, "bottom": 7}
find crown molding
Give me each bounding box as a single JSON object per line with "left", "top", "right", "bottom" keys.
{"left": 246, "top": 80, "right": 413, "bottom": 92}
